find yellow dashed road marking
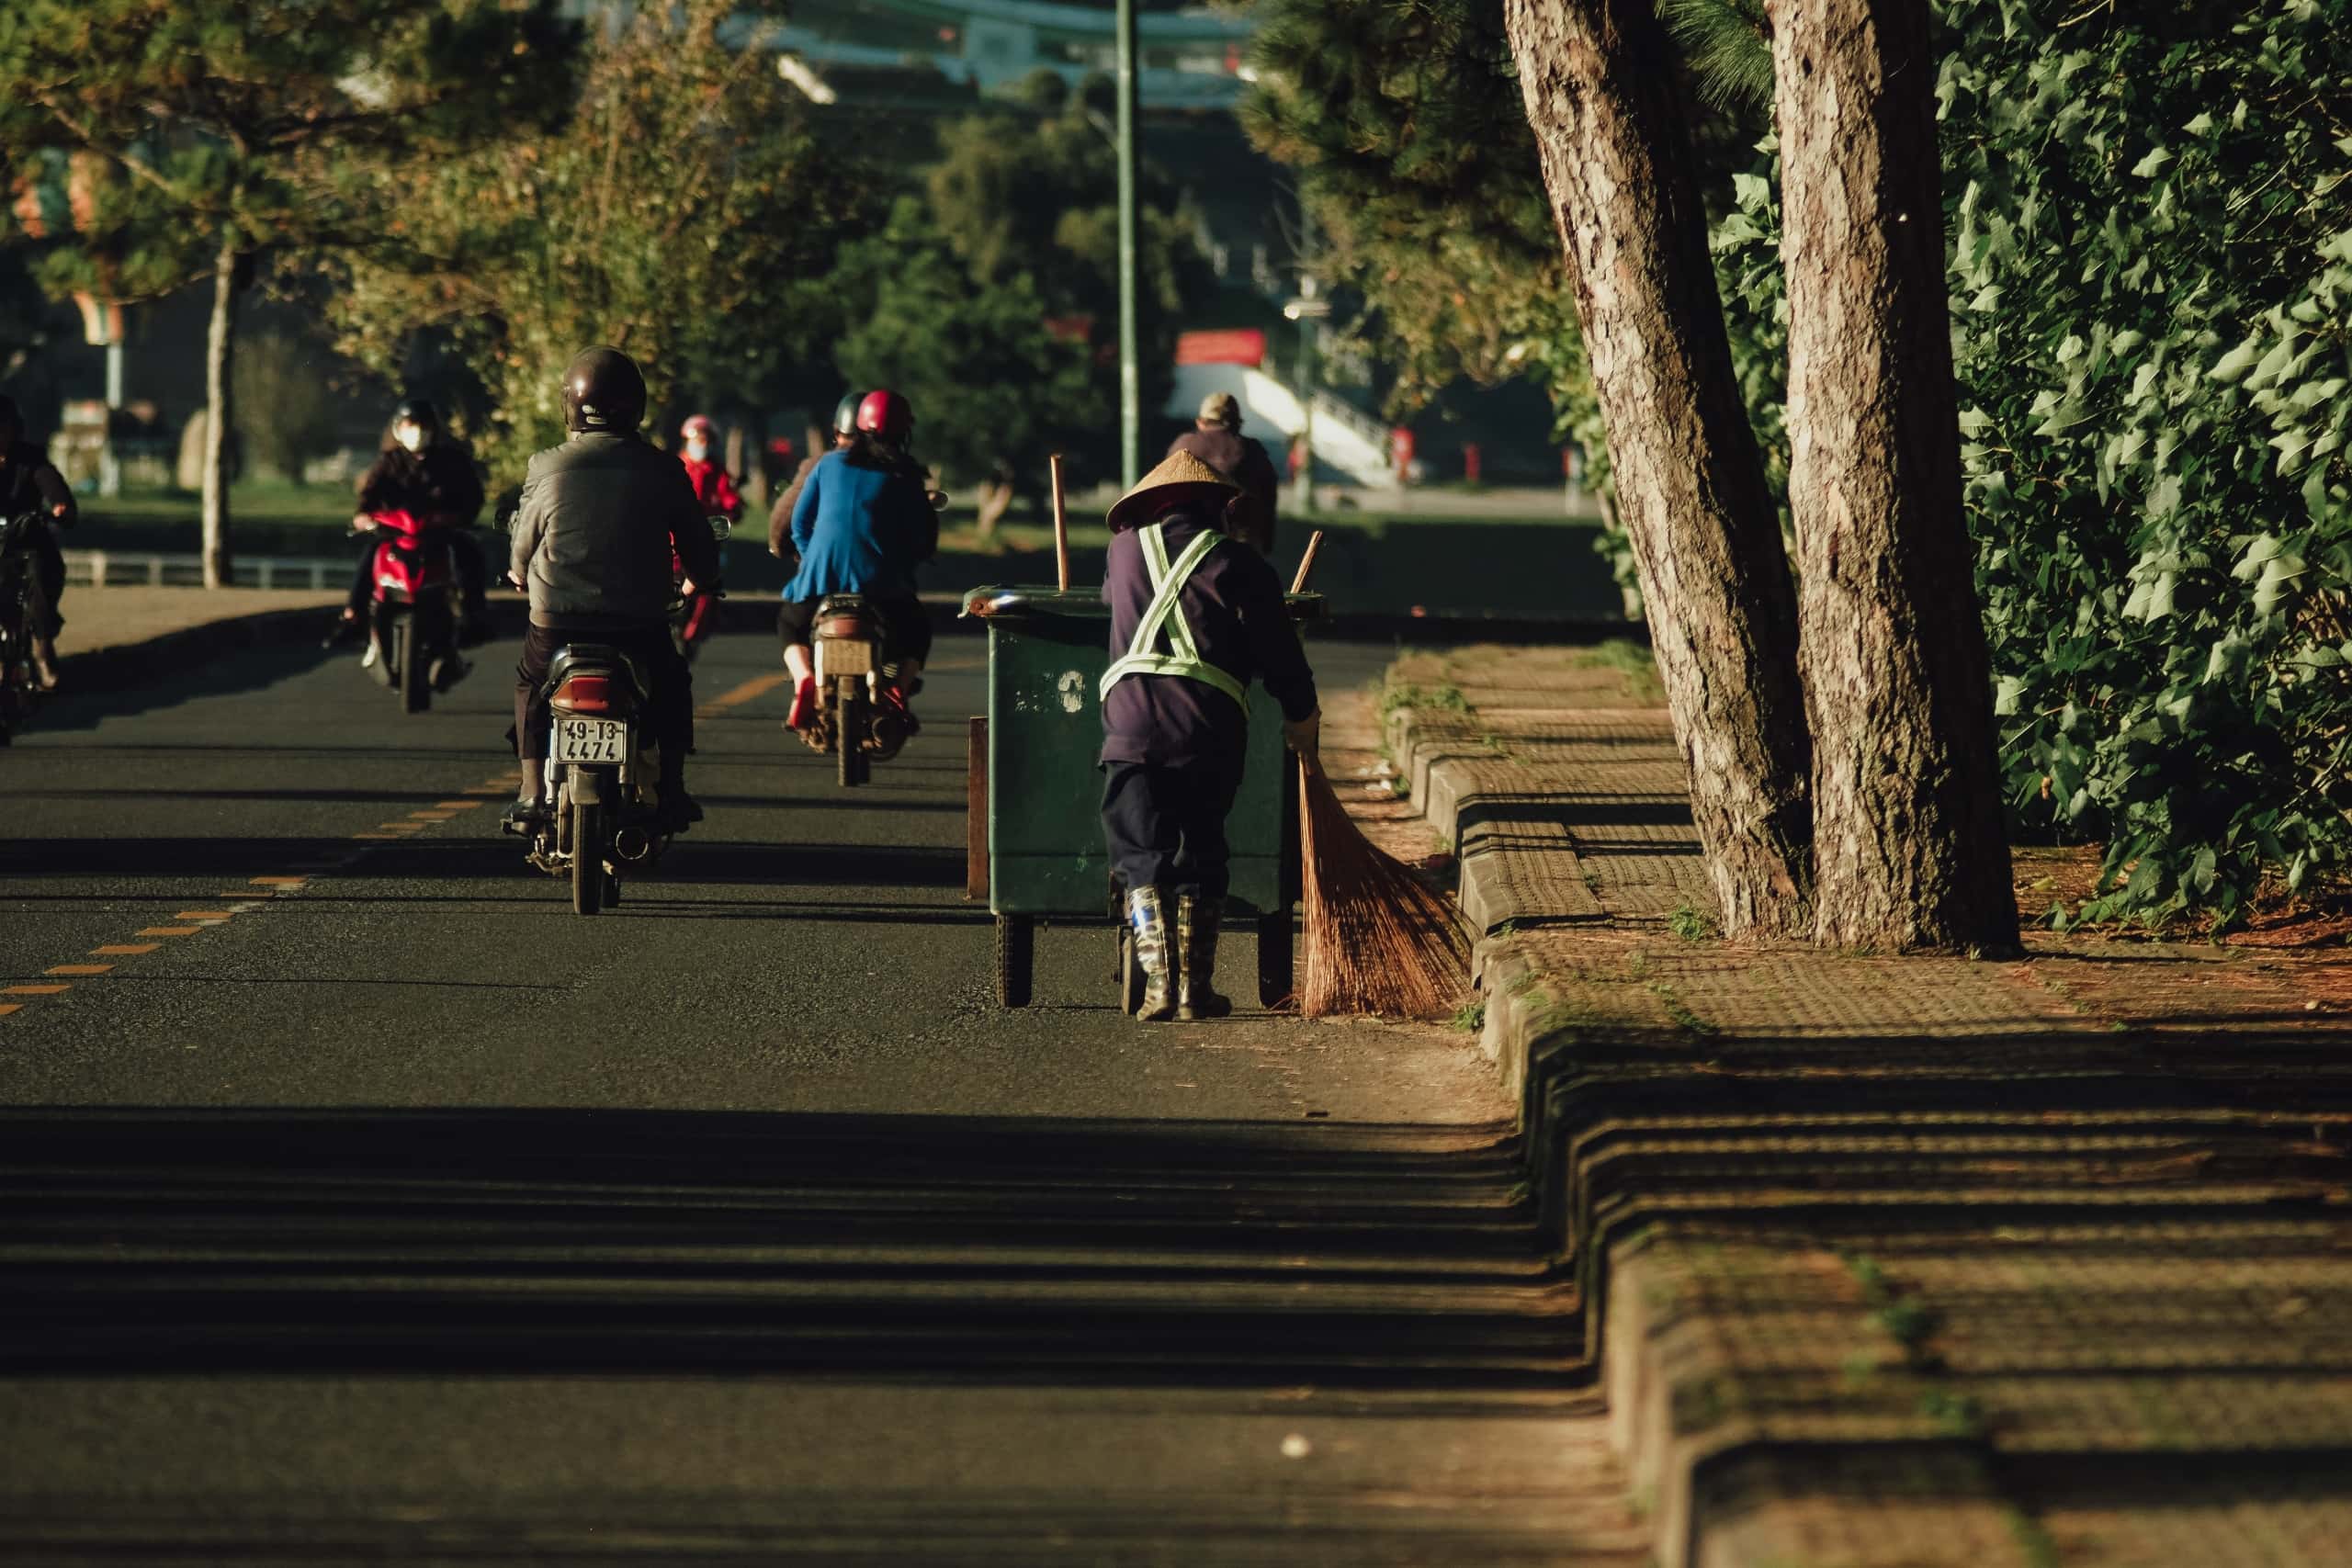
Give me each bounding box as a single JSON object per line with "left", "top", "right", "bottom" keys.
{"left": 436, "top": 801, "right": 484, "bottom": 811}
{"left": 251, "top": 876, "right": 307, "bottom": 887}
{"left": 92, "top": 945, "right": 158, "bottom": 956}
{"left": 408, "top": 811, "right": 458, "bottom": 821}
{"left": 48, "top": 964, "right": 113, "bottom": 976}
{"left": 175, "top": 911, "right": 237, "bottom": 920}
{"left": 4, "top": 985, "right": 70, "bottom": 996}
{"left": 699, "top": 671, "right": 790, "bottom": 715}
{"left": 136, "top": 927, "right": 204, "bottom": 938}
{"left": 0, "top": 1004, "right": 18, "bottom": 1017}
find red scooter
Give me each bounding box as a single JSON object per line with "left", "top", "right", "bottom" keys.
{"left": 356, "top": 508, "right": 466, "bottom": 714}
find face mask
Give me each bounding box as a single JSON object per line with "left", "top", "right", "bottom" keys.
{"left": 395, "top": 425, "right": 427, "bottom": 454}
{"left": 684, "top": 438, "right": 709, "bottom": 461}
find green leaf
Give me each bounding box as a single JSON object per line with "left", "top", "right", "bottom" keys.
{"left": 2130, "top": 145, "right": 2174, "bottom": 177}
{"left": 2208, "top": 333, "right": 2265, "bottom": 382}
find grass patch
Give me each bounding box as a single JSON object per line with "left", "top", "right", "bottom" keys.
{"left": 1377, "top": 680, "right": 1473, "bottom": 722}
{"left": 1450, "top": 999, "right": 1487, "bottom": 1033}
{"left": 1573, "top": 637, "right": 1663, "bottom": 699}
{"left": 1667, "top": 897, "right": 1719, "bottom": 942}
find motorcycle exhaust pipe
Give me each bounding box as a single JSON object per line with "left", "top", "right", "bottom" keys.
{"left": 612, "top": 826, "right": 655, "bottom": 863}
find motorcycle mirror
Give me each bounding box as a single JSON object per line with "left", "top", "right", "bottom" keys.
{"left": 707, "top": 514, "right": 733, "bottom": 540}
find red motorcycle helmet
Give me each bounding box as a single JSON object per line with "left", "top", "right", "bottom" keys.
{"left": 854, "top": 389, "right": 913, "bottom": 444}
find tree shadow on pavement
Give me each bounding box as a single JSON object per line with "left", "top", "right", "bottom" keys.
{"left": 0, "top": 1103, "right": 1572, "bottom": 1393}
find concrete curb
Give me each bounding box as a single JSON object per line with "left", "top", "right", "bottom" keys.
{"left": 1395, "top": 705, "right": 2046, "bottom": 1568}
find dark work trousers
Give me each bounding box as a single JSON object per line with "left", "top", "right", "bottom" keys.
{"left": 347, "top": 532, "right": 490, "bottom": 615}
{"left": 27, "top": 520, "right": 63, "bottom": 637}
{"left": 514, "top": 621, "right": 692, "bottom": 787}
{"left": 1101, "top": 755, "right": 1246, "bottom": 903}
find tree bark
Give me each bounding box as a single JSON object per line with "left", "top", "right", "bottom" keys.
{"left": 200, "top": 236, "right": 242, "bottom": 590}
{"left": 1773, "top": 0, "right": 2017, "bottom": 951}
{"left": 1504, "top": 0, "right": 1815, "bottom": 938}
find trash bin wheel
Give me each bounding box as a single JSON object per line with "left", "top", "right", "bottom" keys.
{"left": 997, "top": 914, "right": 1035, "bottom": 1008}
{"left": 1256, "top": 909, "right": 1294, "bottom": 1009}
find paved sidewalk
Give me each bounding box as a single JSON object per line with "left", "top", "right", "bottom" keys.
{"left": 1370, "top": 644, "right": 2352, "bottom": 1568}
{"left": 57, "top": 586, "right": 344, "bottom": 660}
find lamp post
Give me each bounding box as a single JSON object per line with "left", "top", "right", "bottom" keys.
{"left": 1282, "top": 286, "right": 1328, "bottom": 514}
{"left": 1115, "top": 0, "right": 1139, "bottom": 491}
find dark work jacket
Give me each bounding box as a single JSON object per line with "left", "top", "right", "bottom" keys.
{"left": 0, "top": 442, "right": 75, "bottom": 525}
{"left": 1167, "top": 424, "right": 1279, "bottom": 552}
{"left": 1098, "top": 504, "right": 1317, "bottom": 769}
{"left": 512, "top": 432, "right": 720, "bottom": 629}
{"left": 356, "top": 442, "right": 483, "bottom": 526}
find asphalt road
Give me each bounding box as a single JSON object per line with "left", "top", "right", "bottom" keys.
{"left": 0, "top": 625, "right": 1634, "bottom": 1563}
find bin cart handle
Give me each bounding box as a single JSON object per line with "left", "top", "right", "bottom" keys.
{"left": 1290, "top": 529, "right": 1326, "bottom": 595}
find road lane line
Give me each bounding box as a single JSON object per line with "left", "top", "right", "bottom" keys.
{"left": 136, "top": 927, "right": 204, "bottom": 938}
{"left": 435, "top": 801, "right": 484, "bottom": 810}
{"left": 698, "top": 671, "right": 790, "bottom": 715}
{"left": 175, "top": 911, "right": 238, "bottom": 920}
{"left": 0, "top": 1005, "right": 18, "bottom": 1017}
{"left": 48, "top": 964, "right": 114, "bottom": 976}
{"left": 251, "top": 876, "right": 307, "bottom": 887}
{"left": 408, "top": 810, "right": 458, "bottom": 820}
{"left": 91, "top": 944, "right": 160, "bottom": 955}
{"left": 4, "top": 985, "right": 70, "bottom": 996}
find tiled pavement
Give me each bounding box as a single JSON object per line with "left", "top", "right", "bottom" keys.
{"left": 1371, "top": 645, "right": 2352, "bottom": 1568}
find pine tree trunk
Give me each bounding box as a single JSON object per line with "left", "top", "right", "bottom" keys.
{"left": 1774, "top": 0, "right": 2016, "bottom": 951}
{"left": 1504, "top": 0, "right": 1815, "bottom": 938}
{"left": 199, "top": 237, "right": 241, "bottom": 590}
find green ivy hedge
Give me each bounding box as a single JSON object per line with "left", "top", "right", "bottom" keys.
{"left": 1706, "top": 0, "right": 2352, "bottom": 927}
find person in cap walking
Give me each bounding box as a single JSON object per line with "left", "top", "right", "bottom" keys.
{"left": 1165, "top": 390, "right": 1280, "bottom": 557}
{"left": 1100, "top": 449, "right": 1319, "bottom": 1023}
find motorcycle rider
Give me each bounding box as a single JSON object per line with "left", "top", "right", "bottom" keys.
{"left": 504, "top": 346, "right": 720, "bottom": 835}
{"left": 1165, "top": 391, "right": 1280, "bottom": 557}
{"left": 671, "top": 415, "right": 738, "bottom": 659}
{"left": 779, "top": 389, "right": 938, "bottom": 733}
{"left": 675, "top": 415, "right": 742, "bottom": 521}
{"left": 765, "top": 392, "right": 861, "bottom": 565}
{"left": 1098, "top": 450, "right": 1318, "bottom": 1023}
{"left": 0, "top": 394, "right": 75, "bottom": 691}
{"left": 332, "top": 399, "right": 491, "bottom": 649}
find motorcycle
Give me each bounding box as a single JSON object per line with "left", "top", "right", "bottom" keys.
{"left": 793, "top": 593, "right": 915, "bottom": 788}
{"left": 355, "top": 509, "right": 466, "bottom": 714}
{"left": 519, "top": 643, "right": 673, "bottom": 916}
{"left": 0, "top": 509, "right": 51, "bottom": 742}
{"left": 670, "top": 515, "right": 732, "bottom": 663}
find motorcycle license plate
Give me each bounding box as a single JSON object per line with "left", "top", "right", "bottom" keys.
{"left": 821, "top": 639, "right": 873, "bottom": 676}
{"left": 553, "top": 716, "right": 628, "bottom": 763}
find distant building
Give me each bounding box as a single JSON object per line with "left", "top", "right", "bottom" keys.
{"left": 743, "top": 0, "right": 1253, "bottom": 111}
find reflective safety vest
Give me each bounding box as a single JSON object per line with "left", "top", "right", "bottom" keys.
{"left": 1099, "top": 523, "right": 1249, "bottom": 712}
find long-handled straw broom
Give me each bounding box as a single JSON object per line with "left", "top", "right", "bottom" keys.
{"left": 1288, "top": 533, "right": 1471, "bottom": 1018}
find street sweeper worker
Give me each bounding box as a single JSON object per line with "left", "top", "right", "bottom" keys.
{"left": 1098, "top": 449, "right": 1319, "bottom": 1025}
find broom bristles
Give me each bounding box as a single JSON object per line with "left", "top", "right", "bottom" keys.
{"left": 1298, "top": 761, "right": 1471, "bottom": 1018}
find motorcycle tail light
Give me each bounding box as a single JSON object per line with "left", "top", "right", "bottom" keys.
{"left": 553, "top": 674, "right": 614, "bottom": 714}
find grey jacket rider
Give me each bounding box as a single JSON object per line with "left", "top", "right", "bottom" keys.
{"left": 510, "top": 431, "right": 720, "bottom": 628}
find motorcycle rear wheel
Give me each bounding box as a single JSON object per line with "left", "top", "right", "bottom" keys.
{"left": 838, "top": 676, "right": 869, "bottom": 788}
{"left": 571, "top": 801, "right": 605, "bottom": 916}
{"left": 398, "top": 619, "right": 430, "bottom": 714}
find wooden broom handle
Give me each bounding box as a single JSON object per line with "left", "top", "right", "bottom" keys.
{"left": 1049, "top": 453, "right": 1070, "bottom": 592}
{"left": 1290, "top": 529, "right": 1326, "bottom": 594}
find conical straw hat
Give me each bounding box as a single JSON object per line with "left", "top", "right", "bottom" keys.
{"left": 1106, "top": 448, "right": 1240, "bottom": 531}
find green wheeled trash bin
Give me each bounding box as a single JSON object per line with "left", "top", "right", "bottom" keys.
{"left": 963, "top": 586, "right": 1319, "bottom": 1010}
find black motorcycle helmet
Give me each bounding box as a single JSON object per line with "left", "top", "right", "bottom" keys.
{"left": 831, "top": 390, "right": 864, "bottom": 439}
{"left": 393, "top": 397, "right": 441, "bottom": 431}
{"left": 562, "top": 346, "right": 647, "bottom": 434}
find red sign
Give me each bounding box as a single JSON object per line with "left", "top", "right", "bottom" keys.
{"left": 1174, "top": 329, "right": 1267, "bottom": 367}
